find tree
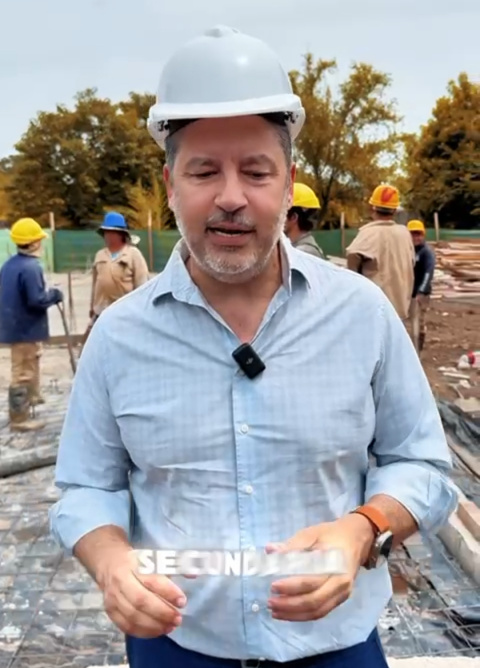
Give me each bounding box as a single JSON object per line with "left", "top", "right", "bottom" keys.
{"left": 402, "top": 74, "right": 480, "bottom": 228}
{"left": 289, "top": 54, "right": 402, "bottom": 227}
{"left": 114, "top": 175, "right": 173, "bottom": 229}
{"left": 0, "top": 158, "right": 14, "bottom": 223}
{"left": 7, "top": 89, "right": 168, "bottom": 227}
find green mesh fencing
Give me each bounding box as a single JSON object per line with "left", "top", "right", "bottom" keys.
{"left": 51, "top": 227, "right": 480, "bottom": 273}
{"left": 52, "top": 229, "right": 182, "bottom": 273}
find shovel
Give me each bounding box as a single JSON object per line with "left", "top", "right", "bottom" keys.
{"left": 57, "top": 302, "right": 77, "bottom": 375}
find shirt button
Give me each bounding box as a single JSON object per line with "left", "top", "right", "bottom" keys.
{"left": 239, "top": 424, "right": 249, "bottom": 434}
{"left": 244, "top": 485, "right": 253, "bottom": 494}
{"left": 251, "top": 603, "right": 260, "bottom": 613}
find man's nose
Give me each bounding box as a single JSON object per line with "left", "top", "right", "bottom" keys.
{"left": 214, "top": 172, "right": 248, "bottom": 212}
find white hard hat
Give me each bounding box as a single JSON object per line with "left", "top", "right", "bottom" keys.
{"left": 148, "top": 25, "right": 305, "bottom": 149}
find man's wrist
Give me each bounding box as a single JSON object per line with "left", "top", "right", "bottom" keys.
{"left": 73, "top": 526, "right": 132, "bottom": 588}
{"left": 339, "top": 514, "right": 376, "bottom": 567}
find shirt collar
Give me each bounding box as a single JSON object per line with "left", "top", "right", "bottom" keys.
{"left": 150, "top": 233, "right": 312, "bottom": 305}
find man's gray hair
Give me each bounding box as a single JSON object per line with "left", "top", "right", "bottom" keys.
{"left": 164, "top": 116, "right": 293, "bottom": 171}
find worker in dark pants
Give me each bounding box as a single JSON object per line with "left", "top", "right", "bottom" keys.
{"left": 0, "top": 218, "right": 63, "bottom": 431}
{"left": 407, "top": 220, "right": 435, "bottom": 353}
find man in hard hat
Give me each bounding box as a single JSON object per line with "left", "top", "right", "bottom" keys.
{"left": 284, "top": 182, "right": 326, "bottom": 259}
{"left": 0, "top": 218, "right": 63, "bottom": 431}
{"left": 50, "top": 26, "right": 455, "bottom": 668}
{"left": 83, "top": 211, "right": 149, "bottom": 342}
{"left": 407, "top": 219, "right": 436, "bottom": 353}
{"left": 346, "top": 185, "right": 415, "bottom": 321}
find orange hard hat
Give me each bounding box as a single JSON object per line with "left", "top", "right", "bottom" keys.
{"left": 369, "top": 185, "right": 400, "bottom": 210}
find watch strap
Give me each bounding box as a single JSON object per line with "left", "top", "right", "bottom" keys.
{"left": 351, "top": 505, "right": 390, "bottom": 535}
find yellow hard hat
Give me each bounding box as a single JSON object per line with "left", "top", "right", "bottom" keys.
{"left": 369, "top": 184, "right": 400, "bottom": 210}
{"left": 293, "top": 182, "right": 320, "bottom": 209}
{"left": 407, "top": 219, "right": 425, "bottom": 233}
{"left": 10, "top": 218, "right": 48, "bottom": 246}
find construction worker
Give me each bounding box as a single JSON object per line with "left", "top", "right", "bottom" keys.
{"left": 407, "top": 219, "right": 435, "bottom": 353}
{"left": 284, "top": 182, "right": 326, "bottom": 259}
{"left": 346, "top": 185, "right": 415, "bottom": 321}
{"left": 86, "top": 211, "right": 149, "bottom": 334}
{"left": 0, "top": 218, "right": 63, "bottom": 431}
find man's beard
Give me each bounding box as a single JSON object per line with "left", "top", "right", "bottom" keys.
{"left": 173, "top": 194, "right": 290, "bottom": 284}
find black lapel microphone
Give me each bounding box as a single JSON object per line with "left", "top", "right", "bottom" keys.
{"left": 232, "top": 343, "right": 266, "bottom": 379}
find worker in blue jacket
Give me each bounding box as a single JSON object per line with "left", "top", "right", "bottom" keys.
{"left": 407, "top": 220, "right": 435, "bottom": 353}
{"left": 0, "top": 218, "right": 63, "bottom": 431}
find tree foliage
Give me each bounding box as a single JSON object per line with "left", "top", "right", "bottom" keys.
{"left": 0, "top": 158, "right": 13, "bottom": 223}
{"left": 402, "top": 74, "right": 480, "bottom": 228}
{"left": 1, "top": 63, "right": 477, "bottom": 230}
{"left": 289, "top": 54, "right": 402, "bottom": 227}
{"left": 6, "top": 89, "right": 170, "bottom": 228}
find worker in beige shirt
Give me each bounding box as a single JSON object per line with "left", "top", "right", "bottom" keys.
{"left": 85, "top": 212, "right": 149, "bottom": 340}
{"left": 346, "top": 185, "right": 415, "bottom": 321}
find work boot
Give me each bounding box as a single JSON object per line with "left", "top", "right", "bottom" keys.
{"left": 8, "top": 386, "right": 45, "bottom": 432}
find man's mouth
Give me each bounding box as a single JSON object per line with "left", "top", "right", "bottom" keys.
{"left": 207, "top": 225, "right": 253, "bottom": 237}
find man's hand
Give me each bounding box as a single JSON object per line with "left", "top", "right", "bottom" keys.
{"left": 416, "top": 293, "right": 429, "bottom": 307}
{"left": 265, "top": 514, "right": 375, "bottom": 622}
{"left": 98, "top": 548, "right": 188, "bottom": 638}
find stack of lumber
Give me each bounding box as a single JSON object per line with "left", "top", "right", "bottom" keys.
{"left": 431, "top": 238, "right": 480, "bottom": 299}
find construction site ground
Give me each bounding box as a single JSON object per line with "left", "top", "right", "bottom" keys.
{"left": 0, "top": 268, "right": 479, "bottom": 667}
{"left": 421, "top": 298, "right": 480, "bottom": 404}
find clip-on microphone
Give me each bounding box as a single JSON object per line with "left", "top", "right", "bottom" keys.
{"left": 232, "top": 343, "right": 266, "bottom": 379}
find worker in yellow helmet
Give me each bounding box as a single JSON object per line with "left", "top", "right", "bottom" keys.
{"left": 284, "top": 183, "right": 326, "bottom": 260}
{"left": 406, "top": 220, "right": 435, "bottom": 353}
{"left": 0, "top": 218, "right": 63, "bottom": 431}
{"left": 346, "top": 185, "right": 415, "bottom": 321}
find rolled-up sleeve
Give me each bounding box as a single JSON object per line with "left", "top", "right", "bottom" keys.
{"left": 49, "top": 317, "right": 131, "bottom": 554}
{"left": 366, "top": 298, "right": 458, "bottom": 534}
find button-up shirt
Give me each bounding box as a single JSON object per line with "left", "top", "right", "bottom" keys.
{"left": 49, "top": 235, "right": 457, "bottom": 662}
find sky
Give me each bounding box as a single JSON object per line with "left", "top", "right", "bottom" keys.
{"left": 1, "top": 0, "right": 478, "bottom": 159}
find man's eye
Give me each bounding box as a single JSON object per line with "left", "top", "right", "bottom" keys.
{"left": 246, "top": 171, "right": 269, "bottom": 179}
{"left": 194, "top": 171, "right": 216, "bottom": 178}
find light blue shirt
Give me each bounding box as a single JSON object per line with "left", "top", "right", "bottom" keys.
{"left": 49, "top": 236, "right": 457, "bottom": 662}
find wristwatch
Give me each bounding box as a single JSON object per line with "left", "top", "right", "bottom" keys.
{"left": 350, "top": 505, "right": 394, "bottom": 569}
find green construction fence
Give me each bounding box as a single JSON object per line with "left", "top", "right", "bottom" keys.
{"left": 2, "top": 226, "right": 478, "bottom": 274}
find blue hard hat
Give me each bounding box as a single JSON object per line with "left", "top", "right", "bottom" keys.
{"left": 97, "top": 211, "right": 130, "bottom": 236}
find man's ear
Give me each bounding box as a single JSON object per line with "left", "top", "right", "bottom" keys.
{"left": 163, "top": 164, "right": 174, "bottom": 211}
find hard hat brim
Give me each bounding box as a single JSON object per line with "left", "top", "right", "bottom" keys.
{"left": 368, "top": 198, "right": 398, "bottom": 210}
{"left": 148, "top": 94, "right": 305, "bottom": 149}
{"left": 97, "top": 226, "right": 131, "bottom": 236}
